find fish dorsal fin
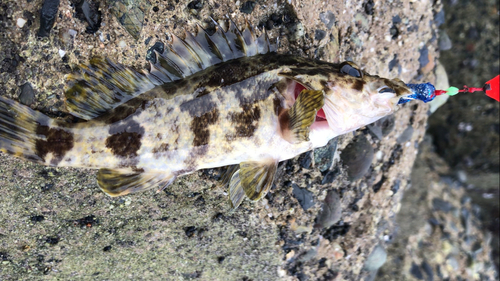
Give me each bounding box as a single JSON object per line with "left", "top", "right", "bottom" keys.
{"left": 65, "top": 19, "right": 276, "bottom": 120}
{"left": 65, "top": 58, "right": 158, "bottom": 120}
{"left": 149, "top": 18, "right": 277, "bottom": 84}
{"left": 97, "top": 168, "right": 175, "bottom": 197}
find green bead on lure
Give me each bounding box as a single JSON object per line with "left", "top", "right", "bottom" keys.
{"left": 399, "top": 74, "right": 500, "bottom": 104}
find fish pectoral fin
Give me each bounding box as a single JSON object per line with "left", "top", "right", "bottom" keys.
{"left": 228, "top": 159, "right": 278, "bottom": 210}
{"left": 281, "top": 89, "right": 325, "bottom": 143}
{"left": 97, "top": 168, "right": 175, "bottom": 197}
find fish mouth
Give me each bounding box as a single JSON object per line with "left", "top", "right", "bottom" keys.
{"left": 290, "top": 80, "right": 327, "bottom": 122}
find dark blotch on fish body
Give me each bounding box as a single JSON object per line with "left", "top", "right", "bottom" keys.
{"left": 228, "top": 105, "right": 261, "bottom": 138}
{"left": 35, "top": 125, "right": 74, "bottom": 165}
{"left": 105, "top": 132, "right": 142, "bottom": 157}
{"left": 190, "top": 108, "right": 219, "bottom": 147}
{"left": 351, "top": 79, "right": 364, "bottom": 92}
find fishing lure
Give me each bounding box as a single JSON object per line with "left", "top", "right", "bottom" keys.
{"left": 1, "top": 20, "right": 492, "bottom": 208}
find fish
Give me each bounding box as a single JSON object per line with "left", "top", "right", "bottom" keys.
{"left": 0, "top": 20, "right": 413, "bottom": 208}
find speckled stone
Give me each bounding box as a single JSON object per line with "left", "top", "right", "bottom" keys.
{"left": 341, "top": 135, "right": 374, "bottom": 180}
{"left": 315, "top": 190, "right": 341, "bottom": 229}
{"left": 364, "top": 244, "right": 387, "bottom": 271}
{"left": 19, "top": 82, "right": 35, "bottom": 106}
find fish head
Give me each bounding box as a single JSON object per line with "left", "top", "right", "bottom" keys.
{"left": 292, "top": 61, "right": 413, "bottom": 134}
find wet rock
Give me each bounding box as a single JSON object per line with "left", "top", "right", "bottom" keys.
{"left": 110, "top": 0, "right": 151, "bottom": 40}
{"left": 421, "top": 261, "right": 434, "bottom": 281}
{"left": 419, "top": 46, "right": 430, "bottom": 69}
{"left": 432, "top": 198, "right": 452, "bottom": 213}
{"left": 187, "top": 0, "right": 203, "bottom": 10}
{"left": 322, "top": 224, "right": 350, "bottom": 241}
{"left": 388, "top": 55, "right": 399, "bottom": 72}
{"left": 438, "top": 29, "right": 452, "bottom": 51}
{"left": 341, "top": 135, "right": 374, "bottom": 180}
{"left": 315, "top": 190, "right": 341, "bottom": 229}
{"left": 390, "top": 25, "right": 399, "bottom": 39}
{"left": 30, "top": 215, "right": 45, "bottom": 222}
{"left": 410, "top": 262, "right": 424, "bottom": 280}
{"left": 367, "top": 115, "right": 395, "bottom": 140}
{"left": 37, "top": 0, "right": 60, "bottom": 37}
{"left": 74, "top": 0, "right": 102, "bottom": 34}
{"left": 19, "top": 82, "right": 35, "bottom": 106}
{"left": 314, "top": 29, "right": 326, "bottom": 41}
{"left": 184, "top": 226, "right": 197, "bottom": 238}
{"left": 364, "top": 244, "right": 387, "bottom": 271}
{"left": 74, "top": 215, "right": 98, "bottom": 227}
{"left": 321, "top": 168, "right": 339, "bottom": 184}
{"left": 240, "top": 1, "right": 256, "bottom": 14}
{"left": 46, "top": 236, "right": 60, "bottom": 245}
{"left": 397, "top": 126, "right": 414, "bottom": 144}
{"left": 292, "top": 184, "right": 314, "bottom": 210}
{"left": 319, "top": 11, "right": 335, "bottom": 30}
{"left": 298, "top": 151, "right": 312, "bottom": 169}
{"left": 434, "top": 9, "right": 445, "bottom": 27}
{"left": 314, "top": 138, "right": 337, "bottom": 172}
{"left": 363, "top": 0, "right": 375, "bottom": 15}
{"left": 146, "top": 41, "right": 165, "bottom": 64}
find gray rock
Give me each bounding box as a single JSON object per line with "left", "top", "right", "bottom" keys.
{"left": 19, "top": 82, "right": 35, "bottom": 106}
{"left": 364, "top": 244, "right": 387, "bottom": 271}
{"left": 109, "top": 0, "right": 151, "bottom": 39}
{"left": 319, "top": 11, "right": 335, "bottom": 29}
{"left": 341, "top": 135, "right": 374, "bottom": 180}
{"left": 438, "top": 29, "right": 452, "bottom": 51}
{"left": 367, "top": 115, "right": 395, "bottom": 140}
{"left": 396, "top": 126, "right": 414, "bottom": 144}
{"left": 314, "top": 29, "right": 326, "bottom": 41}
{"left": 292, "top": 184, "right": 314, "bottom": 210}
{"left": 315, "top": 190, "right": 341, "bottom": 228}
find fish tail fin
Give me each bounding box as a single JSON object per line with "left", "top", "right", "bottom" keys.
{"left": 0, "top": 96, "right": 52, "bottom": 163}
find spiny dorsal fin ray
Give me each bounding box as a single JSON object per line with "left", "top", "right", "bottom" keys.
{"left": 65, "top": 19, "right": 276, "bottom": 120}
{"left": 97, "top": 168, "right": 175, "bottom": 197}
{"left": 150, "top": 17, "right": 276, "bottom": 83}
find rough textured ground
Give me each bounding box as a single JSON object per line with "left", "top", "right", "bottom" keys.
{"left": 0, "top": 0, "right": 496, "bottom": 280}
{"left": 428, "top": 0, "right": 500, "bottom": 272}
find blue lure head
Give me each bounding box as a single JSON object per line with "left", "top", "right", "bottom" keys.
{"left": 398, "top": 82, "right": 436, "bottom": 104}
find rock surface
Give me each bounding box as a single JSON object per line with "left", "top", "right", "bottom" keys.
{"left": 0, "top": 0, "right": 495, "bottom": 280}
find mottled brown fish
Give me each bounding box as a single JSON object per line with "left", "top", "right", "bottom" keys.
{"left": 0, "top": 21, "right": 413, "bottom": 208}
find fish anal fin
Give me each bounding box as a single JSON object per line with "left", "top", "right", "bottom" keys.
{"left": 97, "top": 168, "right": 175, "bottom": 197}
{"left": 228, "top": 170, "right": 245, "bottom": 210}
{"left": 280, "top": 90, "right": 325, "bottom": 143}
{"left": 239, "top": 158, "right": 278, "bottom": 201}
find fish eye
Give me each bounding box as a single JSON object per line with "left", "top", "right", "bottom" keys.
{"left": 339, "top": 62, "right": 363, "bottom": 78}
{"left": 379, "top": 86, "right": 396, "bottom": 94}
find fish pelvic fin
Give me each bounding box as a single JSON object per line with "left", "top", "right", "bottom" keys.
{"left": 97, "top": 168, "right": 176, "bottom": 197}
{"left": 228, "top": 158, "right": 278, "bottom": 209}
{"left": 65, "top": 57, "right": 158, "bottom": 120}
{"left": 280, "top": 90, "right": 325, "bottom": 143}
{"left": 0, "top": 96, "right": 63, "bottom": 164}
